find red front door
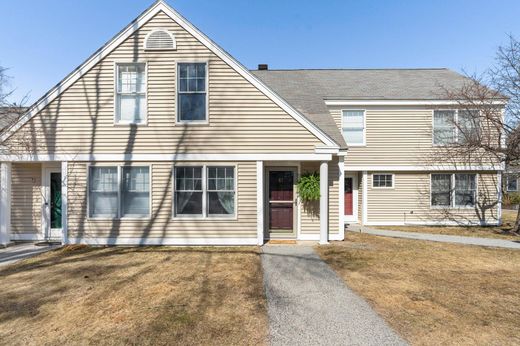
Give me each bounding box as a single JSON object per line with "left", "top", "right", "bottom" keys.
{"left": 344, "top": 177, "right": 353, "bottom": 216}
{"left": 268, "top": 171, "right": 294, "bottom": 230}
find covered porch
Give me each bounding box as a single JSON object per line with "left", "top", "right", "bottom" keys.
{"left": 257, "top": 157, "right": 344, "bottom": 245}
{"left": 0, "top": 161, "right": 67, "bottom": 246}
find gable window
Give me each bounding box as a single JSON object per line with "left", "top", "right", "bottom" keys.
{"left": 431, "top": 173, "right": 477, "bottom": 208}
{"left": 372, "top": 174, "right": 393, "bottom": 188}
{"left": 433, "top": 110, "right": 479, "bottom": 145}
{"left": 89, "top": 165, "right": 150, "bottom": 218}
{"left": 342, "top": 110, "right": 365, "bottom": 146}
{"left": 177, "top": 62, "right": 207, "bottom": 122}
{"left": 174, "top": 165, "right": 235, "bottom": 218}
{"left": 115, "top": 63, "right": 146, "bottom": 124}
{"left": 507, "top": 176, "right": 518, "bottom": 192}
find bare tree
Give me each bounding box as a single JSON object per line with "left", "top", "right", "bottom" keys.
{"left": 430, "top": 35, "right": 520, "bottom": 233}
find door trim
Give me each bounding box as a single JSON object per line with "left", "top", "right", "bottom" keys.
{"left": 41, "top": 163, "right": 62, "bottom": 241}
{"left": 344, "top": 173, "right": 359, "bottom": 223}
{"left": 264, "top": 166, "right": 298, "bottom": 239}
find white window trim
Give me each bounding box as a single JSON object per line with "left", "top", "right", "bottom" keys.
{"left": 175, "top": 60, "right": 209, "bottom": 125}
{"left": 144, "top": 28, "right": 177, "bottom": 51}
{"left": 87, "top": 163, "right": 152, "bottom": 220}
{"left": 341, "top": 109, "right": 366, "bottom": 147}
{"left": 113, "top": 62, "right": 148, "bottom": 125}
{"left": 429, "top": 173, "right": 478, "bottom": 209}
{"left": 432, "top": 109, "right": 479, "bottom": 146}
{"left": 371, "top": 173, "right": 394, "bottom": 189}
{"left": 506, "top": 176, "right": 519, "bottom": 192}
{"left": 172, "top": 163, "right": 238, "bottom": 220}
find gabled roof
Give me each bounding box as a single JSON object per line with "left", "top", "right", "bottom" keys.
{"left": 252, "top": 68, "right": 480, "bottom": 147}
{"left": 0, "top": 0, "right": 339, "bottom": 148}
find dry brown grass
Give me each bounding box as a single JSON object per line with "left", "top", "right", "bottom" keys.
{"left": 317, "top": 233, "right": 520, "bottom": 346}
{"left": 0, "top": 246, "right": 267, "bottom": 346}
{"left": 374, "top": 209, "right": 520, "bottom": 241}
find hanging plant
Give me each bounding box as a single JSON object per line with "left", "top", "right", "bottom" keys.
{"left": 297, "top": 172, "right": 320, "bottom": 201}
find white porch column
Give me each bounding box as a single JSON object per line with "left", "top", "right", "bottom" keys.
{"left": 362, "top": 171, "right": 368, "bottom": 225}
{"left": 319, "top": 161, "right": 329, "bottom": 245}
{"left": 256, "top": 161, "right": 264, "bottom": 245}
{"left": 0, "top": 162, "right": 12, "bottom": 247}
{"left": 61, "top": 161, "right": 68, "bottom": 245}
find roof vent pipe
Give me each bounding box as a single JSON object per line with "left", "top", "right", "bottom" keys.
{"left": 258, "top": 64, "right": 268, "bottom": 70}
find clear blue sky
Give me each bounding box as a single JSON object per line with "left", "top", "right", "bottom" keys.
{"left": 1, "top": 0, "right": 519, "bottom": 103}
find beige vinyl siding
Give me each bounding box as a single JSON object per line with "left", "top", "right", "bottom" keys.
{"left": 299, "top": 159, "right": 340, "bottom": 236}
{"left": 67, "top": 161, "right": 257, "bottom": 240}
{"left": 11, "top": 163, "right": 41, "bottom": 236}
{"left": 331, "top": 106, "right": 499, "bottom": 167}
{"left": 366, "top": 171, "right": 499, "bottom": 224}
{"left": 6, "top": 11, "right": 324, "bottom": 155}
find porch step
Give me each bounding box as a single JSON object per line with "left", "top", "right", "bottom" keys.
{"left": 266, "top": 239, "right": 297, "bottom": 245}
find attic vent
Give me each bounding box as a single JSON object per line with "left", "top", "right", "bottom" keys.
{"left": 144, "top": 29, "right": 176, "bottom": 50}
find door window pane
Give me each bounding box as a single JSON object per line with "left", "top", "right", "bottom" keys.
{"left": 89, "top": 167, "right": 118, "bottom": 217}
{"left": 121, "top": 167, "right": 150, "bottom": 217}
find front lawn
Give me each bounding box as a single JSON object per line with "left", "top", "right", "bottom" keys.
{"left": 317, "top": 233, "right": 520, "bottom": 345}
{"left": 373, "top": 209, "right": 520, "bottom": 241}
{"left": 0, "top": 246, "right": 267, "bottom": 345}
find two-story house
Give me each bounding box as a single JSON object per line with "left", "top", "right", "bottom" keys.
{"left": 0, "top": 1, "right": 504, "bottom": 246}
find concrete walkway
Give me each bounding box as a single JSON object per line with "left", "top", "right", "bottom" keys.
{"left": 348, "top": 226, "right": 520, "bottom": 249}
{"left": 261, "top": 245, "right": 406, "bottom": 346}
{"left": 0, "top": 243, "right": 59, "bottom": 267}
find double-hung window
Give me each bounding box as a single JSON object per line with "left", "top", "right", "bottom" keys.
{"left": 431, "top": 173, "right": 477, "bottom": 208}
{"left": 433, "top": 110, "right": 456, "bottom": 145}
{"left": 89, "top": 166, "right": 150, "bottom": 218}
{"left": 115, "top": 63, "right": 146, "bottom": 124}
{"left": 342, "top": 110, "right": 365, "bottom": 146}
{"left": 174, "top": 165, "right": 235, "bottom": 217}
{"left": 177, "top": 62, "right": 207, "bottom": 122}
{"left": 433, "top": 110, "right": 479, "bottom": 145}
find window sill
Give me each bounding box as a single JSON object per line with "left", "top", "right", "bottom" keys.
{"left": 87, "top": 216, "right": 151, "bottom": 221}
{"left": 114, "top": 122, "right": 148, "bottom": 126}
{"left": 175, "top": 121, "right": 209, "bottom": 126}
{"left": 172, "top": 215, "right": 237, "bottom": 221}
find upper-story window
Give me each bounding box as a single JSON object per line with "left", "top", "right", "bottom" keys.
{"left": 178, "top": 62, "right": 207, "bottom": 123}
{"left": 342, "top": 110, "right": 365, "bottom": 146}
{"left": 433, "top": 110, "right": 479, "bottom": 145}
{"left": 115, "top": 63, "right": 146, "bottom": 124}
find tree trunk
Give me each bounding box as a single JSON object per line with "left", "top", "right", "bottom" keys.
{"left": 513, "top": 206, "right": 520, "bottom": 234}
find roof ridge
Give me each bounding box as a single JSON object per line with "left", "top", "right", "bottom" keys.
{"left": 251, "top": 68, "right": 450, "bottom": 71}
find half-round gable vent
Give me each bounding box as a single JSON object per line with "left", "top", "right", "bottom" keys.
{"left": 144, "top": 29, "right": 176, "bottom": 50}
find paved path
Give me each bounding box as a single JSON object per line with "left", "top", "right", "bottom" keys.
{"left": 261, "top": 245, "right": 406, "bottom": 346}
{"left": 347, "top": 226, "right": 520, "bottom": 249}
{"left": 0, "top": 243, "right": 59, "bottom": 267}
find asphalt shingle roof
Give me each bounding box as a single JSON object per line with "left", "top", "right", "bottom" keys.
{"left": 252, "top": 68, "right": 474, "bottom": 148}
